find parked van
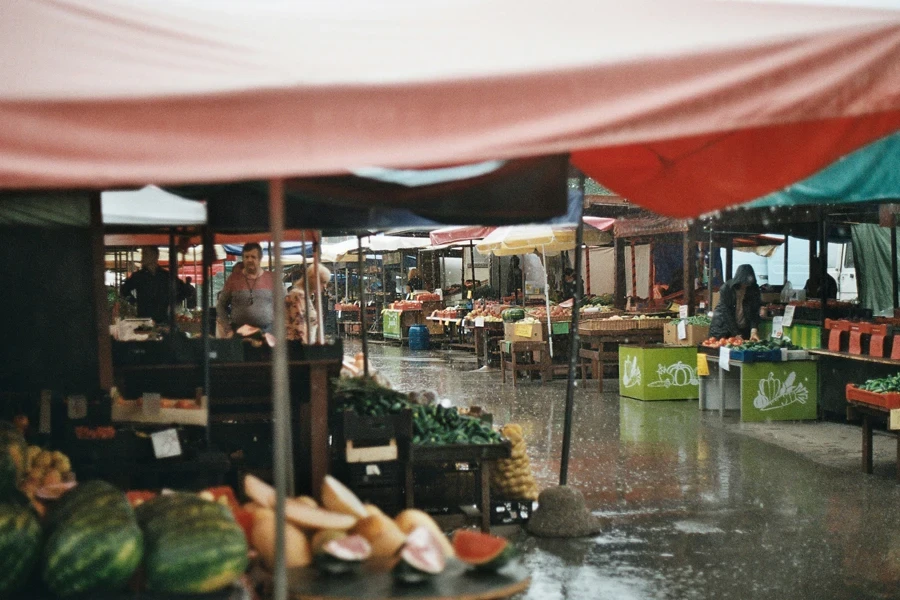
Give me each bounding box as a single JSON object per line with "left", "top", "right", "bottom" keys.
{"left": 724, "top": 237, "right": 857, "bottom": 301}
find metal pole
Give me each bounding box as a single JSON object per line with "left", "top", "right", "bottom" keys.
{"left": 301, "top": 232, "right": 312, "bottom": 344}
{"left": 358, "top": 236, "right": 369, "bottom": 376}
{"left": 268, "top": 179, "right": 292, "bottom": 600}
{"left": 584, "top": 246, "right": 591, "bottom": 295}
{"left": 470, "top": 240, "right": 477, "bottom": 298}
{"left": 892, "top": 227, "right": 899, "bottom": 311}
{"left": 708, "top": 228, "right": 715, "bottom": 309}
{"left": 201, "top": 227, "right": 213, "bottom": 447}
{"left": 783, "top": 236, "right": 790, "bottom": 286}
{"left": 819, "top": 210, "right": 828, "bottom": 345}
{"left": 168, "top": 231, "right": 177, "bottom": 329}
{"left": 560, "top": 179, "right": 585, "bottom": 486}
{"left": 313, "top": 239, "right": 324, "bottom": 344}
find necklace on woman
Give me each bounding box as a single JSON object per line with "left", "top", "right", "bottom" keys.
{"left": 244, "top": 274, "right": 259, "bottom": 305}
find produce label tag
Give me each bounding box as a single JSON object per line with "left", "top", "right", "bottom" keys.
{"left": 514, "top": 323, "right": 534, "bottom": 338}
{"left": 772, "top": 316, "right": 784, "bottom": 338}
{"left": 677, "top": 320, "right": 687, "bottom": 340}
{"left": 475, "top": 317, "right": 485, "bottom": 327}
{"left": 782, "top": 305, "right": 795, "bottom": 327}
{"left": 697, "top": 353, "right": 710, "bottom": 376}
{"left": 679, "top": 305, "right": 689, "bottom": 319}
{"left": 151, "top": 428, "right": 182, "bottom": 459}
{"left": 142, "top": 392, "right": 161, "bottom": 416}
{"left": 719, "top": 347, "right": 731, "bottom": 370}
{"left": 336, "top": 310, "right": 342, "bottom": 319}
{"left": 67, "top": 395, "right": 87, "bottom": 420}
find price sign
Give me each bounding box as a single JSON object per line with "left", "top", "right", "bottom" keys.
{"left": 772, "top": 316, "right": 784, "bottom": 339}
{"left": 142, "top": 392, "right": 161, "bottom": 416}
{"left": 679, "top": 305, "right": 689, "bottom": 319}
{"left": 151, "top": 428, "right": 182, "bottom": 459}
{"left": 782, "top": 305, "right": 795, "bottom": 327}
{"left": 474, "top": 317, "right": 485, "bottom": 327}
{"left": 719, "top": 346, "right": 731, "bottom": 371}
{"left": 677, "top": 320, "right": 687, "bottom": 340}
{"left": 697, "top": 353, "right": 710, "bottom": 376}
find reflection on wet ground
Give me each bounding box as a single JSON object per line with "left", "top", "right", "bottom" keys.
{"left": 346, "top": 341, "right": 900, "bottom": 599}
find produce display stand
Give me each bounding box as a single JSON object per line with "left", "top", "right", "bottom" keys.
{"left": 845, "top": 399, "right": 900, "bottom": 482}
{"left": 383, "top": 309, "right": 424, "bottom": 343}
{"left": 758, "top": 320, "right": 822, "bottom": 349}
{"left": 577, "top": 324, "right": 665, "bottom": 390}
{"left": 618, "top": 344, "right": 699, "bottom": 401}
{"left": 472, "top": 321, "right": 505, "bottom": 368}
{"left": 700, "top": 354, "right": 818, "bottom": 422}
{"left": 808, "top": 349, "right": 900, "bottom": 417}
{"left": 336, "top": 305, "right": 362, "bottom": 338}
{"left": 285, "top": 560, "right": 530, "bottom": 600}
{"left": 499, "top": 340, "right": 550, "bottom": 386}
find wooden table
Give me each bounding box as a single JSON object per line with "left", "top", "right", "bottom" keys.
{"left": 499, "top": 340, "right": 550, "bottom": 386}
{"left": 578, "top": 328, "right": 664, "bottom": 390}
{"left": 846, "top": 400, "right": 900, "bottom": 482}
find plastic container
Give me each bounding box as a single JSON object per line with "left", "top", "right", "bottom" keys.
{"left": 408, "top": 324, "right": 431, "bottom": 351}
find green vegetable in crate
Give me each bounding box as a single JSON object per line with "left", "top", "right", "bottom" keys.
{"left": 43, "top": 482, "right": 143, "bottom": 597}
{"left": 860, "top": 374, "right": 900, "bottom": 393}
{"left": 0, "top": 422, "right": 27, "bottom": 501}
{"left": 139, "top": 493, "right": 248, "bottom": 594}
{"left": 0, "top": 502, "right": 42, "bottom": 596}
{"left": 501, "top": 308, "right": 526, "bottom": 322}
{"left": 669, "top": 315, "right": 711, "bottom": 326}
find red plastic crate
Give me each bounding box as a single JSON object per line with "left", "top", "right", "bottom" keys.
{"left": 870, "top": 332, "right": 889, "bottom": 357}
{"left": 846, "top": 384, "right": 900, "bottom": 410}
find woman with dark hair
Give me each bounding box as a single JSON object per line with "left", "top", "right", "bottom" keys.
{"left": 709, "top": 264, "right": 762, "bottom": 341}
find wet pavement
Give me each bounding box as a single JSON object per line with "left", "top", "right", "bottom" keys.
{"left": 345, "top": 340, "right": 900, "bottom": 599}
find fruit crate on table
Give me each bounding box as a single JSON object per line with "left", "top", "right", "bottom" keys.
{"left": 846, "top": 384, "right": 900, "bottom": 410}
{"left": 728, "top": 348, "right": 781, "bottom": 363}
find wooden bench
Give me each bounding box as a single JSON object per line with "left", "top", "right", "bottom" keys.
{"left": 500, "top": 340, "right": 550, "bottom": 386}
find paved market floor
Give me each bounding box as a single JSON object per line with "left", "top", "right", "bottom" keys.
{"left": 344, "top": 339, "right": 900, "bottom": 599}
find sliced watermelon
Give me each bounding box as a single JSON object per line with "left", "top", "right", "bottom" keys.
{"left": 453, "top": 529, "right": 516, "bottom": 571}
{"left": 394, "top": 526, "right": 446, "bottom": 584}
{"left": 315, "top": 534, "right": 372, "bottom": 575}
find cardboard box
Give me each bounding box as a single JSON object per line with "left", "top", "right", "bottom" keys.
{"left": 760, "top": 292, "right": 782, "bottom": 304}
{"left": 504, "top": 322, "right": 544, "bottom": 342}
{"left": 663, "top": 321, "right": 710, "bottom": 346}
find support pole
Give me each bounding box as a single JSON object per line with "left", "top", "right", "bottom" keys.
{"left": 614, "top": 237, "right": 626, "bottom": 309}
{"left": 708, "top": 228, "right": 715, "bottom": 310}
{"left": 684, "top": 228, "right": 697, "bottom": 314}
{"left": 630, "top": 240, "right": 637, "bottom": 301}
{"left": 585, "top": 246, "right": 591, "bottom": 295}
{"left": 313, "top": 238, "right": 324, "bottom": 344}
{"left": 819, "top": 209, "right": 828, "bottom": 345}
{"left": 560, "top": 185, "right": 586, "bottom": 486}
{"left": 168, "top": 231, "right": 177, "bottom": 329}
{"left": 725, "top": 237, "right": 734, "bottom": 281}
{"left": 201, "top": 226, "right": 213, "bottom": 446}
{"left": 892, "top": 226, "right": 898, "bottom": 311}
{"left": 470, "top": 240, "right": 477, "bottom": 297}
{"left": 358, "top": 236, "right": 369, "bottom": 377}
{"left": 301, "top": 232, "right": 312, "bottom": 344}
{"left": 268, "top": 179, "right": 292, "bottom": 600}
{"left": 783, "top": 236, "right": 790, "bottom": 286}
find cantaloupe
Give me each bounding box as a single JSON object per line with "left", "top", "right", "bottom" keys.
{"left": 321, "top": 476, "right": 368, "bottom": 519}
{"left": 243, "top": 474, "right": 276, "bottom": 508}
{"left": 296, "top": 495, "right": 318, "bottom": 509}
{"left": 251, "top": 509, "right": 312, "bottom": 568}
{"left": 352, "top": 512, "right": 406, "bottom": 558}
{"left": 285, "top": 499, "right": 357, "bottom": 531}
{"left": 394, "top": 510, "right": 454, "bottom": 558}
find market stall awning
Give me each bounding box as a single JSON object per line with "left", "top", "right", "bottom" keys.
{"left": 475, "top": 218, "right": 614, "bottom": 256}
{"left": 101, "top": 186, "right": 205, "bottom": 226}
{"left": 429, "top": 226, "right": 496, "bottom": 247}
{"left": 3, "top": 1, "right": 899, "bottom": 219}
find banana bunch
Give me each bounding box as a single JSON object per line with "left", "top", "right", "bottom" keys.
{"left": 491, "top": 424, "right": 539, "bottom": 501}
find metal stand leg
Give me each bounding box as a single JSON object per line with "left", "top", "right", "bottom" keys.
{"left": 862, "top": 415, "right": 873, "bottom": 474}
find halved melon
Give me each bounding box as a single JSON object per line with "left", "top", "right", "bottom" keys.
{"left": 453, "top": 529, "right": 516, "bottom": 571}
{"left": 310, "top": 529, "right": 347, "bottom": 554}
{"left": 285, "top": 499, "right": 357, "bottom": 531}
{"left": 321, "top": 475, "right": 368, "bottom": 519}
{"left": 296, "top": 495, "right": 318, "bottom": 509}
{"left": 394, "top": 526, "right": 446, "bottom": 584}
{"left": 244, "top": 474, "right": 276, "bottom": 508}
{"left": 251, "top": 508, "right": 312, "bottom": 568}
{"left": 352, "top": 512, "right": 406, "bottom": 558}
{"left": 314, "top": 534, "right": 372, "bottom": 575}
{"left": 394, "top": 509, "right": 454, "bottom": 558}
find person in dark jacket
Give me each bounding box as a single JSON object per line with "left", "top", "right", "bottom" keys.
{"left": 709, "top": 264, "right": 762, "bottom": 341}
{"left": 120, "top": 246, "right": 179, "bottom": 324}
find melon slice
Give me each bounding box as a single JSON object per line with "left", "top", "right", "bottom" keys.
{"left": 321, "top": 476, "right": 368, "bottom": 519}
{"left": 394, "top": 509, "right": 454, "bottom": 558}
{"left": 244, "top": 474, "right": 276, "bottom": 508}
{"left": 285, "top": 498, "right": 357, "bottom": 531}
{"left": 394, "top": 526, "right": 446, "bottom": 584}
{"left": 453, "top": 529, "right": 516, "bottom": 571}
{"left": 296, "top": 495, "right": 318, "bottom": 508}
{"left": 251, "top": 508, "right": 312, "bottom": 568}
{"left": 314, "top": 534, "right": 372, "bottom": 575}
{"left": 352, "top": 512, "right": 406, "bottom": 558}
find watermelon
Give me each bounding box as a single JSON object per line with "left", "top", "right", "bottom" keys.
{"left": 42, "top": 486, "right": 144, "bottom": 597}
{"left": 0, "top": 422, "right": 27, "bottom": 500}
{"left": 501, "top": 308, "right": 526, "bottom": 323}
{"left": 394, "top": 526, "right": 446, "bottom": 584}
{"left": 313, "top": 533, "right": 371, "bottom": 575}
{"left": 0, "top": 502, "right": 42, "bottom": 596}
{"left": 452, "top": 529, "right": 516, "bottom": 571}
{"left": 140, "top": 494, "right": 248, "bottom": 594}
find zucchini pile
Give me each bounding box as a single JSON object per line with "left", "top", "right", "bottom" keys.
{"left": 669, "top": 315, "right": 711, "bottom": 326}
{"left": 859, "top": 374, "right": 900, "bottom": 393}
{"left": 332, "top": 378, "right": 502, "bottom": 446}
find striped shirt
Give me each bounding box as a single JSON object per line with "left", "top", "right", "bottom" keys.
{"left": 217, "top": 270, "right": 275, "bottom": 331}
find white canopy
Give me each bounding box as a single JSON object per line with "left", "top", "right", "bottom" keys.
{"left": 2, "top": 1, "right": 899, "bottom": 216}
{"left": 322, "top": 235, "right": 432, "bottom": 263}
{"left": 101, "top": 186, "right": 206, "bottom": 226}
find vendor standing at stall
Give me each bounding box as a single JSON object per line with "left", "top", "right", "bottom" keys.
{"left": 216, "top": 243, "right": 275, "bottom": 336}
{"left": 120, "top": 246, "right": 179, "bottom": 324}
{"left": 709, "top": 264, "right": 762, "bottom": 341}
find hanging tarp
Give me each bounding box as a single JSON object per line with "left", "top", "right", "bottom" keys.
{"left": 850, "top": 223, "right": 898, "bottom": 317}
{"left": 615, "top": 216, "right": 691, "bottom": 238}
{"left": 2, "top": 1, "right": 900, "bottom": 218}
{"left": 745, "top": 130, "right": 900, "bottom": 209}
{"left": 101, "top": 186, "right": 206, "bottom": 226}
{"left": 430, "top": 226, "right": 496, "bottom": 247}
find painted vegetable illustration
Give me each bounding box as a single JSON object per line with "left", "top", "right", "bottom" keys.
{"left": 753, "top": 372, "right": 808, "bottom": 411}
{"left": 648, "top": 362, "right": 699, "bottom": 388}
{"left": 622, "top": 356, "right": 641, "bottom": 388}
